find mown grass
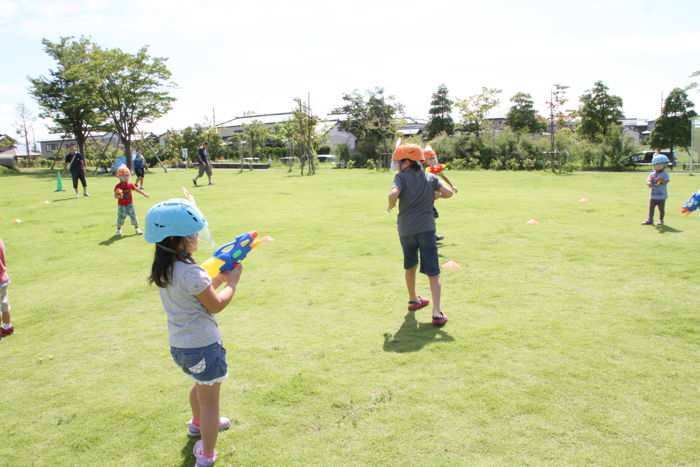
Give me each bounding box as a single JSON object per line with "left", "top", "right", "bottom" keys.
{"left": 1, "top": 167, "right": 699, "bottom": 466}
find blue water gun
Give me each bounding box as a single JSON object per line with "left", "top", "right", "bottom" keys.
{"left": 681, "top": 191, "right": 700, "bottom": 216}
{"left": 201, "top": 231, "right": 271, "bottom": 278}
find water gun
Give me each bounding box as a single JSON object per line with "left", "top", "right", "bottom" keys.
{"left": 115, "top": 188, "right": 123, "bottom": 199}
{"left": 681, "top": 191, "right": 700, "bottom": 215}
{"left": 647, "top": 174, "right": 664, "bottom": 186}
{"left": 201, "top": 231, "right": 272, "bottom": 278}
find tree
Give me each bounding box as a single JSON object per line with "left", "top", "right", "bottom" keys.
{"left": 578, "top": 81, "right": 624, "bottom": 142}
{"left": 425, "top": 84, "right": 454, "bottom": 139}
{"left": 240, "top": 120, "right": 269, "bottom": 172}
{"left": 15, "top": 103, "right": 36, "bottom": 167}
{"left": 291, "top": 98, "right": 318, "bottom": 176}
{"left": 506, "top": 92, "right": 544, "bottom": 133}
{"left": 545, "top": 83, "right": 570, "bottom": 161}
{"left": 455, "top": 87, "right": 502, "bottom": 139}
{"left": 29, "top": 37, "right": 107, "bottom": 162}
{"left": 650, "top": 88, "right": 697, "bottom": 155}
{"left": 89, "top": 45, "right": 175, "bottom": 167}
{"left": 334, "top": 87, "right": 402, "bottom": 168}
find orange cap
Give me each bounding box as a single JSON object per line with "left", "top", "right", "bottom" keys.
{"left": 392, "top": 144, "right": 424, "bottom": 162}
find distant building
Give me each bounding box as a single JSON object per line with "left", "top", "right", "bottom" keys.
{"left": 619, "top": 118, "right": 655, "bottom": 143}
{"left": 39, "top": 133, "right": 121, "bottom": 159}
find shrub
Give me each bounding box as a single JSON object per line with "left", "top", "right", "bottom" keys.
{"left": 366, "top": 159, "right": 376, "bottom": 170}
{"left": 489, "top": 158, "right": 504, "bottom": 170}
{"left": 523, "top": 158, "right": 536, "bottom": 170}
{"left": 347, "top": 160, "right": 355, "bottom": 169}
{"left": 505, "top": 158, "right": 520, "bottom": 170}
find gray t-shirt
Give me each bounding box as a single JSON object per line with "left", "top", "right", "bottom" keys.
{"left": 649, "top": 170, "right": 670, "bottom": 200}
{"left": 393, "top": 170, "right": 440, "bottom": 236}
{"left": 159, "top": 260, "right": 220, "bottom": 348}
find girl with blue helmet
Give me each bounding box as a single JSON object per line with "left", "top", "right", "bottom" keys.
{"left": 642, "top": 149, "right": 671, "bottom": 226}
{"left": 145, "top": 198, "right": 241, "bottom": 467}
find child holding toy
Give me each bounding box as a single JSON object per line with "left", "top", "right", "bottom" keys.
{"left": 0, "top": 239, "right": 13, "bottom": 337}
{"left": 114, "top": 165, "right": 149, "bottom": 236}
{"left": 145, "top": 198, "right": 241, "bottom": 467}
{"left": 388, "top": 144, "right": 454, "bottom": 326}
{"left": 642, "top": 150, "right": 670, "bottom": 226}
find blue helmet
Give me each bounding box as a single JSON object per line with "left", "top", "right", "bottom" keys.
{"left": 144, "top": 198, "right": 207, "bottom": 243}
{"left": 652, "top": 154, "right": 670, "bottom": 166}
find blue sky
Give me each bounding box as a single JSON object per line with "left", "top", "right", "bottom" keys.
{"left": 1, "top": 0, "right": 699, "bottom": 141}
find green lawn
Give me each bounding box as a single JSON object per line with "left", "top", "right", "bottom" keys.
{"left": 1, "top": 167, "right": 699, "bottom": 466}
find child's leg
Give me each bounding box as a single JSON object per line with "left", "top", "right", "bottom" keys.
{"left": 127, "top": 205, "right": 139, "bottom": 227}
{"left": 659, "top": 200, "right": 666, "bottom": 222}
{"left": 190, "top": 383, "right": 201, "bottom": 422}
{"left": 196, "top": 383, "right": 221, "bottom": 456}
{"left": 1, "top": 286, "right": 10, "bottom": 327}
{"left": 405, "top": 267, "right": 418, "bottom": 302}
{"left": 116, "top": 206, "right": 126, "bottom": 230}
{"left": 428, "top": 275, "right": 442, "bottom": 317}
{"left": 647, "top": 199, "right": 656, "bottom": 222}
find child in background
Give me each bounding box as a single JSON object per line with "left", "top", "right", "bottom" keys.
{"left": 0, "top": 239, "right": 13, "bottom": 337}
{"left": 423, "top": 145, "right": 458, "bottom": 242}
{"left": 642, "top": 151, "right": 670, "bottom": 226}
{"left": 114, "top": 165, "right": 149, "bottom": 236}
{"left": 145, "top": 198, "right": 241, "bottom": 467}
{"left": 388, "top": 144, "right": 454, "bottom": 326}
{"left": 133, "top": 152, "right": 146, "bottom": 189}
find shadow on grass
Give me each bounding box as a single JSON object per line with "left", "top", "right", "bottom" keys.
{"left": 52, "top": 196, "right": 80, "bottom": 203}
{"left": 656, "top": 224, "right": 682, "bottom": 234}
{"left": 98, "top": 234, "right": 137, "bottom": 246}
{"left": 383, "top": 311, "right": 454, "bottom": 353}
{"left": 179, "top": 437, "right": 197, "bottom": 467}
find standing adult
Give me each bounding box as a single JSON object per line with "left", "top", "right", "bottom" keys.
{"left": 193, "top": 142, "right": 213, "bottom": 186}
{"left": 64, "top": 145, "right": 89, "bottom": 197}
{"left": 133, "top": 151, "right": 146, "bottom": 189}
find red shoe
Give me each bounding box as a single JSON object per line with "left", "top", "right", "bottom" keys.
{"left": 408, "top": 297, "right": 429, "bottom": 311}
{"left": 432, "top": 313, "right": 448, "bottom": 327}
{"left": 1, "top": 325, "right": 13, "bottom": 337}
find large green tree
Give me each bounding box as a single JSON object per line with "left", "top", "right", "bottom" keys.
{"left": 455, "top": 87, "right": 502, "bottom": 138}
{"left": 506, "top": 92, "right": 544, "bottom": 133}
{"left": 88, "top": 45, "right": 175, "bottom": 167}
{"left": 29, "top": 37, "right": 107, "bottom": 160}
{"left": 334, "top": 87, "right": 402, "bottom": 167}
{"left": 650, "top": 88, "right": 697, "bottom": 155}
{"left": 425, "top": 84, "right": 454, "bottom": 139}
{"left": 578, "top": 81, "right": 624, "bottom": 142}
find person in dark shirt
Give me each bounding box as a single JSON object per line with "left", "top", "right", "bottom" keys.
{"left": 193, "top": 142, "right": 213, "bottom": 186}
{"left": 64, "top": 145, "right": 89, "bottom": 197}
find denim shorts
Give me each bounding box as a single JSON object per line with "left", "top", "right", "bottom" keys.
{"left": 399, "top": 230, "right": 440, "bottom": 277}
{"left": 170, "top": 341, "right": 228, "bottom": 385}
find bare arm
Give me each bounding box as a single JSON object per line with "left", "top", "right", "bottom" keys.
{"left": 196, "top": 266, "right": 242, "bottom": 314}
{"left": 387, "top": 186, "right": 400, "bottom": 211}
{"left": 134, "top": 187, "right": 150, "bottom": 198}
{"left": 435, "top": 182, "right": 454, "bottom": 200}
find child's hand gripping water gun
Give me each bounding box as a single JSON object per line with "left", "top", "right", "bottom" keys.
{"left": 681, "top": 191, "right": 700, "bottom": 215}
{"left": 201, "top": 231, "right": 273, "bottom": 278}
{"left": 428, "top": 164, "right": 458, "bottom": 193}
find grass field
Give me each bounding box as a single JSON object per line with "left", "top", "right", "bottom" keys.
{"left": 1, "top": 167, "right": 699, "bottom": 466}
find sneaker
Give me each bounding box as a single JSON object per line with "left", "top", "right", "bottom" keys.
{"left": 116, "top": 228, "right": 123, "bottom": 236}
{"left": 641, "top": 220, "right": 653, "bottom": 225}
{"left": 193, "top": 178, "right": 198, "bottom": 186}
{"left": 432, "top": 313, "right": 448, "bottom": 327}
{"left": 75, "top": 192, "right": 80, "bottom": 198}
{"left": 193, "top": 440, "right": 217, "bottom": 466}
{"left": 0, "top": 325, "right": 14, "bottom": 337}
{"left": 435, "top": 235, "right": 445, "bottom": 242}
{"left": 135, "top": 227, "right": 143, "bottom": 235}
{"left": 657, "top": 220, "right": 664, "bottom": 226}
{"left": 188, "top": 417, "right": 232, "bottom": 438}
{"left": 84, "top": 192, "right": 89, "bottom": 197}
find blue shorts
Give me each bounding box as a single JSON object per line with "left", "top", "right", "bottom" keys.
{"left": 400, "top": 230, "right": 440, "bottom": 277}
{"left": 170, "top": 342, "right": 228, "bottom": 385}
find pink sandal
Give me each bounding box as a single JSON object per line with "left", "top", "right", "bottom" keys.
{"left": 432, "top": 312, "right": 448, "bottom": 327}
{"left": 408, "top": 297, "right": 430, "bottom": 311}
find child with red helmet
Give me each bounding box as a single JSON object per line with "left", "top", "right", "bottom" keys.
{"left": 388, "top": 143, "right": 454, "bottom": 326}
{"left": 114, "top": 164, "right": 149, "bottom": 236}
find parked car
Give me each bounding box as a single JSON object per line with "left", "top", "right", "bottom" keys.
{"left": 627, "top": 150, "right": 676, "bottom": 167}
